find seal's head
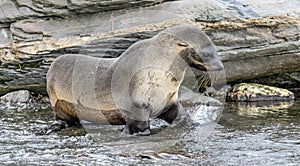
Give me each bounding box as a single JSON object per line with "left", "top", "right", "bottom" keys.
{"left": 160, "top": 25, "right": 223, "bottom": 72}
{"left": 156, "top": 25, "right": 224, "bottom": 90}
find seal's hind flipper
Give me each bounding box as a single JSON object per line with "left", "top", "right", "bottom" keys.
{"left": 54, "top": 100, "right": 80, "bottom": 125}
{"left": 36, "top": 120, "right": 67, "bottom": 135}
{"left": 36, "top": 100, "right": 82, "bottom": 135}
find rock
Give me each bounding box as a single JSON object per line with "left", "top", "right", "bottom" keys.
{"left": 40, "top": 96, "right": 50, "bottom": 103}
{"left": 227, "top": 83, "right": 295, "bottom": 101}
{"left": 0, "top": 90, "right": 31, "bottom": 103}
{"left": 0, "top": 0, "right": 171, "bottom": 23}
{"left": 0, "top": 24, "right": 12, "bottom": 46}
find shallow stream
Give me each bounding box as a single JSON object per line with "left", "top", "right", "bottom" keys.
{"left": 0, "top": 98, "right": 299, "bottom": 165}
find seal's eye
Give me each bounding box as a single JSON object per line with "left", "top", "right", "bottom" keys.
{"left": 178, "top": 42, "right": 188, "bottom": 47}
{"left": 202, "top": 52, "right": 211, "bottom": 58}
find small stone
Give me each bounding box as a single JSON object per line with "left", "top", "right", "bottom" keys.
{"left": 227, "top": 83, "right": 295, "bottom": 101}
{"left": 40, "top": 96, "right": 50, "bottom": 103}
{"left": 0, "top": 90, "right": 31, "bottom": 103}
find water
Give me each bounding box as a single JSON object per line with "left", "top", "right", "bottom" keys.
{"left": 203, "top": 100, "right": 300, "bottom": 165}
{"left": 0, "top": 99, "right": 299, "bottom": 165}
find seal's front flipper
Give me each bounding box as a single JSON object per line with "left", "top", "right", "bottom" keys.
{"left": 36, "top": 120, "right": 67, "bottom": 135}
{"left": 157, "top": 101, "right": 183, "bottom": 124}
{"left": 123, "top": 118, "right": 150, "bottom": 136}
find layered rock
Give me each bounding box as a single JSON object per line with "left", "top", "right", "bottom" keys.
{"left": 0, "top": 0, "right": 299, "bottom": 95}
{"left": 0, "top": 0, "right": 173, "bottom": 23}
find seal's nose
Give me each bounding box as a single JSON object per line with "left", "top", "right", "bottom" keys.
{"left": 210, "top": 53, "right": 224, "bottom": 71}
{"left": 214, "top": 61, "right": 224, "bottom": 71}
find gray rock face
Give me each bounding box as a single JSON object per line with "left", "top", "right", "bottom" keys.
{"left": 0, "top": 0, "right": 299, "bottom": 95}
{"left": 0, "top": 0, "right": 172, "bottom": 23}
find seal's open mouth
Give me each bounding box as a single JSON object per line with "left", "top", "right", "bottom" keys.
{"left": 180, "top": 47, "right": 225, "bottom": 92}
{"left": 186, "top": 55, "right": 208, "bottom": 71}
{"left": 180, "top": 48, "right": 208, "bottom": 71}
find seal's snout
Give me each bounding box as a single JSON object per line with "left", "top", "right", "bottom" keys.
{"left": 191, "top": 45, "right": 224, "bottom": 72}
{"left": 208, "top": 53, "right": 224, "bottom": 72}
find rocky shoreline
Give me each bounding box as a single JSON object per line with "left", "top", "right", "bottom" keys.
{"left": 0, "top": 0, "right": 299, "bottom": 98}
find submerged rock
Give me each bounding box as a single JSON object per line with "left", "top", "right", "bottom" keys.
{"left": 227, "top": 83, "right": 295, "bottom": 101}
{"left": 0, "top": 90, "right": 31, "bottom": 103}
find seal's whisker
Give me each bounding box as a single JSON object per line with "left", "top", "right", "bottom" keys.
{"left": 196, "top": 72, "right": 209, "bottom": 90}
{"left": 197, "top": 74, "right": 205, "bottom": 85}
{"left": 208, "top": 71, "right": 215, "bottom": 86}
{"left": 196, "top": 71, "right": 215, "bottom": 91}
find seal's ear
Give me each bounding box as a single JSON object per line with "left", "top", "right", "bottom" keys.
{"left": 178, "top": 42, "right": 189, "bottom": 47}
{"left": 158, "top": 32, "right": 189, "bottom": 47}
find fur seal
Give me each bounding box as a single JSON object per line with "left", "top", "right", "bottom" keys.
{"left": 45, "top": 25, "right": 224, "bottom": 135}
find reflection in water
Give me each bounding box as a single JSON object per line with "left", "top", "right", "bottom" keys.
{"left": 226, "top": 100, "right": 294, "bottom": 117}
{"left": 0, "top": 100, "right": 299, "bottom": 165}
